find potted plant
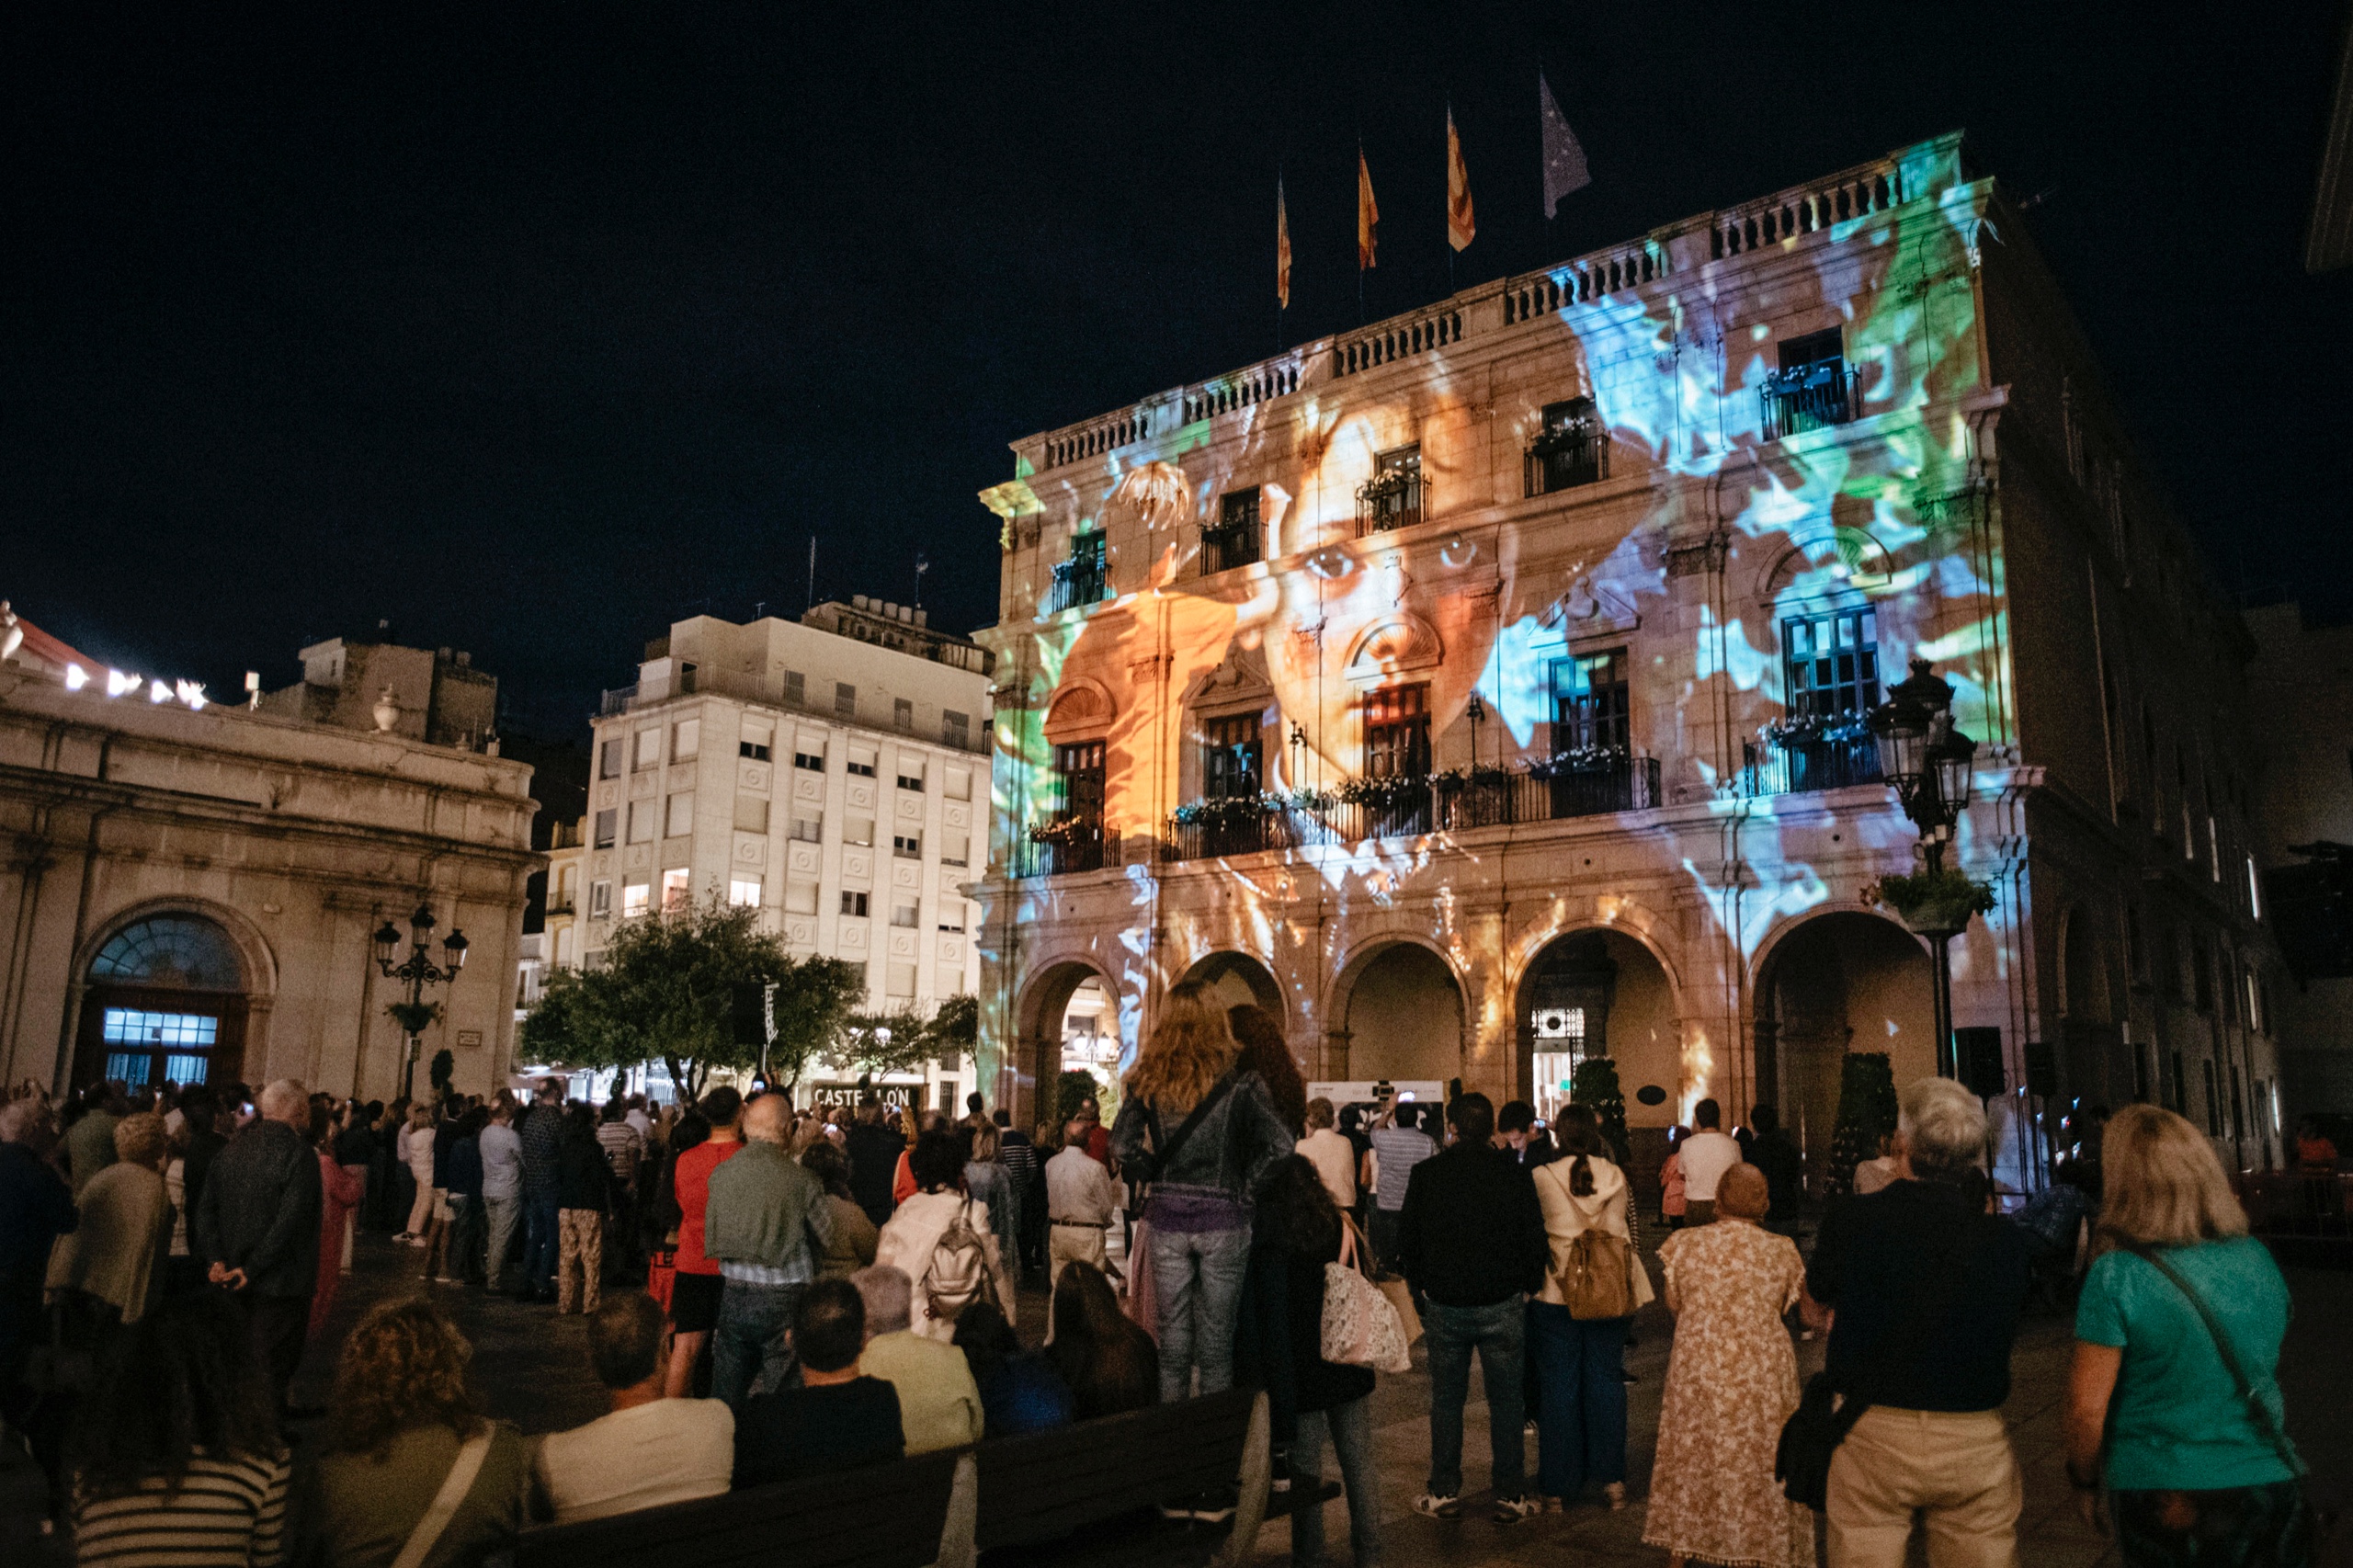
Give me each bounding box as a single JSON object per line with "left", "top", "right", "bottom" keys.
{"left": 1865, "top": 867, "right": 1996, "bottom": 936}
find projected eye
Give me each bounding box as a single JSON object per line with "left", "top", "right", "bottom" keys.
{"left": 1307, "top": 547, "right": 1356, "bottom": 583}
{"left": 1440, "top": 532, "right": 1477, "bottom": 569}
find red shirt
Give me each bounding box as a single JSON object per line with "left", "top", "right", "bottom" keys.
{"left": 673, "top": 1137, "right": 745, "bottom": 1276}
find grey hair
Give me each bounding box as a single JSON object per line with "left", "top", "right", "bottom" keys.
{"left": 849, "top": 1265, "right": 914, "bottom": 1337}
{"left": 257, "top": 1079, "right": 309, "bottom": 1121}
{"left": 1898, "top": 1076, "right": 1987, "bottom": 1180}
{"left": 0, "top": 1100, "right": 40, "bottom": 1143}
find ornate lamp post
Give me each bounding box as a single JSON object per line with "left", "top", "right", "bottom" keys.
{"left": 1868, "top": 658, "right": 1978, "bottom": 1079}
{"left": 374, "top": 902, "right": 469, "bottom": 1100}
{"left": 1465, "top": 691, "right": 1487, "bottom": 771}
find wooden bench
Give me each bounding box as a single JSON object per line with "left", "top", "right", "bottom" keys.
{"left": 516, "top": 1447, "right": 975, "bottom": 1568}
{"left": 972, "top": 1388, "right": 1271, "bottom": 1566}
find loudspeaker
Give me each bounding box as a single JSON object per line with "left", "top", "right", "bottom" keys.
{"left": 731, "top": 982, "right": 772, "bottom": 1048}
{"left": 2023, "top": 1040, "right": 2058, "bottom": 1099}
{"left": 1955, "top": 1027, "right": 2006, "bottom": 1098}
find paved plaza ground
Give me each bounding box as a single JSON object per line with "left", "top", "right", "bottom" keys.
{"left": 276, "top": 1229, "right": 2351, "bottom": 1568}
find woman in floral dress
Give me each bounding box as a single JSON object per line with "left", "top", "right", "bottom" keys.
{"left": 1643, "top": 1163, "right": 1815, "bottom": 1568}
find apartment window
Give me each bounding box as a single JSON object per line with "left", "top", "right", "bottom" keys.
{"left": 847, "top": 750, "right": 877, "bottom": 778}
{"left": 1760, "top": 328, "right": 1856, "bottom": 440}
{"left": 1782, "top": 608, "right": 1881, "bottom": 719}
{"left": 941, "top": 835, "right": 969, "bottom": 869}
{"left": 847, "top": 817, "right": 875, "bottom": 847}
{"left": 2166, "top": 1051, "right": 2186, "bottom": 1114}
{"left": 733, "top": 796, "right": 769, "bottom": 835}
{"left": 627, "top": 801, "right": 655, "bottom": 844}
{"left": 1052, "top": 740, "right": 1107, "bottom": 823}
{"left": 1204, "top": 488, "right": 1263, "bottom": 574}
{"left": 1526, "top": 397, "right": 1608, "bottom": 495}
{"left": 1049, "top": 530, "right": 1109, "bottom": 613}
{"left": 672, "top": 718, "right": 700, "bottom": 761}
{"left": 898, "top": 761, "right": 926, "bottom": 792}
{"left": 795, "top": 744, "right": 824, "bottom": 772}
{"left": 621, "top": 881, "right": 650, "bottom": 918}
{"left": 729, "top": 876, "right": 763, "bottom": 908}
{"left": 841, "top": 891, "right": 870, "bottom": 917}
{"left": 2248, "top": 856, "right": 2264, "bottom": 921}
{"left": 665, "top": 792, "right": 695, "bottom": 838}
{"left": 598, "top": 739, "right": 621, "bottom": 779}
{"left": 946, "top": 765, "right": 972, "bottom": 801}
{"left": 1357, "top": 445, "right": 1423, "bottom": 533}
{"left": 1363, "top": 685, "right": 1431, "bottom": 779}
{"left": 790, "top": 813, "right": 824, "bottom": 843}
{"left": 784, "top": 881, "right": 819, "bottom": 915}
{"left": 938, "top": 909, "right": 967, "bottom": 933}
{"left": 893, "top": 697, "right": 915, "bottom": 732}
{"left": 2245, "top": 965, "right": 2264, "bottom": 1032}
{"left": 633, "top": 729, "right": 660, "bottom": 770}
{"left": 2230, "top": 1064, "right": 2246, "bottom": 1141}
{"left": 835, "top": 682, "right": 858, "bottom": 718}
{"left": 891, "top": 900, "right": 920, "bottom": 929}
{"left": 661, "top": 868, "right": 690, "bottom": 912}
{"left": 784, "top": 670, "right": 806, "bottom": 706}
{"left": 1202, "top": 712, "right": 1262, "bottom": 799}
{"left": 892, "top": 832, "right": 922, "bottom": 859}
{"left": 1552, "top": 648, "right": 1630, "bottom": 755}
{"left": 593, "top": 809, "right": 617, "bottom": 849}
{"left": 887, "top": 961, "right": 918, "bottom": 999}
{"left": 589, "top": 881, "right": 612, "bottom": 919}
{"left": 2201, "top": 1059, "right": 2222, "bottom": 1136}
{"left": 739, "top": 739, "right": 771, "bottom": 761}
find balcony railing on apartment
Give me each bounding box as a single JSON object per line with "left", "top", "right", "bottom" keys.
{"left": 1012, "top": 817, "right": 1108, "bottom": 879}
{"left": 1758, "top": 358, "right": 1859, "bottom": 441}
{"left": 1524, "top": 426, "right": 1609, "bottom": 496}
{"left": 598, "top": 685, "right": 637, "bottom": 717}
{"left": 1156, "top": 756, "right": 1662, "bottom": 863}
{"left": 1047, "top": 558, "right": 1110, "bottom": 614}
{"left": 1355, "top": 472, "right": 1423, "bottom": 534}
{"left": 1740, "top": 731, "right": 1882, "bottom": 796}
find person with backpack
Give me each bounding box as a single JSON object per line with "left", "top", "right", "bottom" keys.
{"left": 1528, "top": 1105, "right": 1652, "bottom": 1513}
{"left": 874, "top": 1128, "right": 1010, "bottom": 1341}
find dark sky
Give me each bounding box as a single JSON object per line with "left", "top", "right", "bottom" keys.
{"left": 7, "top": 3, "right": 2349, "bottom": 736}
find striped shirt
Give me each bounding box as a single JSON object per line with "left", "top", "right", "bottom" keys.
{"left": 595, "top": 1120, "right": 644, "bottom": 1184}
{"left": 74, "top": 1448, "right": 292, "bottom": 1568}
{"left": 1369, "top": 1126, "right": 1437, "bottom": 1212}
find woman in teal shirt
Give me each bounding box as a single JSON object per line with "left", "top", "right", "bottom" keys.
{"left": 2063, "top": 1104, "right": 2310, "bottom": 1567}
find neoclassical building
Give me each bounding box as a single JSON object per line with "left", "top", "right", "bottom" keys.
{"left": 0, "top": 617, "right": 538, "bottom": 1100}
{"left": 968, "top": 131, "right": 2285, "bottom": 1180}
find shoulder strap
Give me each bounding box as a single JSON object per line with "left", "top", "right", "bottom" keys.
{"left": 1149, "top": 1070, "right": 1243, "bottom": 1176}
{"left": 2120, "top": 1243, "right": 2300, "bottom": 1475}
{"left": 391, "top": 1430, "right": 493, "bottom": 1568}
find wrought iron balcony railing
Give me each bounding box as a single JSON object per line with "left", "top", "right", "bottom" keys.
{"left": 1199, "top": 523, "right": 1261, "bottom": 575}
{"left": 1046, "top": 558, "right": 1109, "bottom": 614}
{"left": 1524, "top": 426, "right": 1609, "bottom": 496}
{"left": 1011, "top": 817, "right": 1108, "bottom": 879}
{"left": 1355, "top": 472, "right": 1423, "bottom": 534}
{"left": 1759, "top": 358, "right": 1859, "bottom": 441}
{"left": 1740, "top": 732, "right": 1882, "bottom": 796}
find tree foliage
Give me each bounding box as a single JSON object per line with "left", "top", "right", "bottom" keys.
{"left": 517, "top": 899, "right": 861, "bottom": 1102}
{"left": 1571, "top": 1055, "right": 1631, "bottom": 1166}
{"left": 841, "top": 993, "right": 983, "bottom": 1079}
{"left": 1826, "top": 1051, "right": 1899, "bottom": 1198}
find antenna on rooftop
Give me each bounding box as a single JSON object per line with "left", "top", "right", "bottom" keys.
{"left": 807, "top": 537, "right": 817, "bottom": 612}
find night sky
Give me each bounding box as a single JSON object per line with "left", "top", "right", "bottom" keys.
{"left": 7, "top": 4, "right": 2349, "bottom": 738}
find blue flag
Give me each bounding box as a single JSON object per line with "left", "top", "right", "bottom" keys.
{"left": 1540, "top": 71, "right": 1592, "bottom": 218}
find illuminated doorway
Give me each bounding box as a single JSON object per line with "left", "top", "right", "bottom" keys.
{"left": 74, "top": 914, "right": 249, "bottom": 1090}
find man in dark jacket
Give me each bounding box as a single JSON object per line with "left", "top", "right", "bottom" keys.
{"left": 844, "top": 1097, "right": 905, "bottom": 1227}
{"left": 0, "top": 1100, "right": 76, "bottom": 1403}
{"left": 518, "top": 1079, "right": 566, "bottom": 1301}
{"left": 194, "top": 1078, "right": 323, "bottom": 1414}
{"left": 1397, "top": 1092, "right": 1547, "bottom": 1524}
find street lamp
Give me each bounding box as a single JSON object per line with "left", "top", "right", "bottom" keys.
{"left": 1868, "top": 658, "right": 1978, "bottom": 1079}
{"left": 376, "top": 901, "right": 469, "bottom": 1099}
{"left": 1465, "top": 691, "right": 1487, "bottom": 772}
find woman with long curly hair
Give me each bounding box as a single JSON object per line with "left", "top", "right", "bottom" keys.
{"left": 308, "top": 1297, "right": 530, "bottom": 1568}
{"left": 1110, "top": 980, "right": 1293, "bottom": 1404}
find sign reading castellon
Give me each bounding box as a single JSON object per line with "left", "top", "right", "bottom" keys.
{"left": 0, "top": 614, "right": 538, "bottom": 1101}
{"left": 970, "top": 133, "right": 2290, "bottom": 1185}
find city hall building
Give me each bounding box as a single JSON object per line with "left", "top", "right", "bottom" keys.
{"left": 970, "top": 132, "right": 2289, "bottom": 1183}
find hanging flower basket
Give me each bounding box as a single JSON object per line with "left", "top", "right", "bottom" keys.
{"left": 385, "top": 999, "right": 441, "bottom": 1037}
{"left": 1866, "top": 869, "right": 1995, "bottom": 936}
{"left": 1335, "top": 774, "right": 1429, "bottom": 812}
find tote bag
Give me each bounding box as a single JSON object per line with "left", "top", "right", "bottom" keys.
{"left": 1320, "top": 1221, "right": 1414, "bottom": 1373}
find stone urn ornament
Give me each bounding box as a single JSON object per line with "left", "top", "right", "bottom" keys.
{"left": 372, "top": 687, "right": 402, "bottom": 733}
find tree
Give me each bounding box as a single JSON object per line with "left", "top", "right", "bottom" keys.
{"left": 1571, "top": 1055, "right": 1631, "bottom": 1166}
{"left": 1826, "top": 1051, "right": 1899, "bottom": 1197}
{"left": 839, "top": 993, "right": 984, "bottom": 1081}
{"left": 515, "top": 899, "right": 859, "bottom": 1103}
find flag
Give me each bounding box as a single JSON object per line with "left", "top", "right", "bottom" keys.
{"left": 1446, "top": 106, "right": 1476, "bottom": 252}
{"left": 1277, "top": 177, "right": 1291, "bottom": 309}
{"left": 1357, "top": 146, "right": 1379, "bottom": 269}
{"left": 1539, "top": 70, "right": 1592, "bottom": 218}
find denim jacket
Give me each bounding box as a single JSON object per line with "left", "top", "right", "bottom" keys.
{"left": 1110, "top": 1070, "right": 1294, "bottom": 1205}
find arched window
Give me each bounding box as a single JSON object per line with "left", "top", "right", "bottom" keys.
{"left": 82, "top": 915, "right": 245, "bottom": 1089}
{"left": 89, "top": 915, "right": 243, "bottom": 990}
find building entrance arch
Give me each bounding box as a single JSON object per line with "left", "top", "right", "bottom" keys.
{"left": 73, "top": 910, "right": 256, "bottom": 1091}
{"left": 1014, "top": 958, "right": 1120, "bottom": 1127}
{"left": 1754, "top": 910, "right": 1934, "bottom": 1193}
{"left": 1513, "top": 929, "right": 1679, "bottom": 1130}
{"left": 1334, "top": 939, "right": 1464, "bottom": 1086}
{"left": 1177, "top": 950, "right": 1284, "bottom": 1029}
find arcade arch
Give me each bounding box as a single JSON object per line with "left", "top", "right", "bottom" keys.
{"left": 1336, "top": 940, "right": 1464, "bottom": 1085}
{"left": 1176, "top": 950, "right": 1284, "bottom": 1028}
{"left": 1513, "top": 929, "right": 1679, "bottom": 1130}
{"left": 1754, "top": 911, "right": 1934, "bottom": 1190}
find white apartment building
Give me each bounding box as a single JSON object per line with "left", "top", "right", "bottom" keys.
{"left": 581, "top": 597, "right": 994, "bottom": 1110}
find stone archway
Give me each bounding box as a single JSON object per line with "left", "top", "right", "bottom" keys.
{"left": 1013, "top": 957, "right": 1120, "bottom": 1127}
{"left": 1754, "top": 910, "right": 1935, "bottom": 1192}
{"left": 72, "top": 908, "right": 256, "bottom": 1091}
{"left": 1178, "top": 950, "right": 1284, "bottom": 1029}
{"left": 1333, "top": 939, "right": 1465, "bottom": 1085}
{"left": 1513, "top": 929, "right": 1679, "bottom": 1131}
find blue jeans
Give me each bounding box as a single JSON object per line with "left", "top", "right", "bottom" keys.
{"left": 1292, "top": 1395, "right": 1381, "bottom": 1567}
{"left": 521, "top": 1193, "right": 562, "bottom": 1295}
{"left": 712, "top": 1279, "right": 804, "bottom": 1407}
{"left": 1527, "top": 1301, "right": 1629, "bottom": 1498}
{"left": 1423, "top": 1296, "right": 1528, "bottom": 1499}
{"left": 1147, "top": 1224, "right": 1251, "bottom": 1403}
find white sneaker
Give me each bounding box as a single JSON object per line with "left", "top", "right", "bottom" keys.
{"left": 1492, "top": 1494, "right": 1541, "bottom": 1524}
{"left": 1412, "top": 1493, "right": 1461, "bottom": 1520}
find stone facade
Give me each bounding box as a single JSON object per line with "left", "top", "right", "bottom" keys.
{"left": 971, "top": 132, "right": 2289, "bottom": 1178}
{"left": 0, "top": 645, "right": 538, "bottom": 1100}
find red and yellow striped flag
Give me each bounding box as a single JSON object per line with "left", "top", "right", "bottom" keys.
{"left": 1446, "top": 107, "right": 1476, "bottom": 252}
{"left": 1357, "top": 147, "right": 1379, "bottom": 270}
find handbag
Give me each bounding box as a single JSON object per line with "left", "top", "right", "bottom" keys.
{"left": 1321, "top": 1221, "right": 1414, "bottom": 1373}
{"left": 2117, "top": 1244, "right": 2326, "bottom": 1549}
{"left": 1775, "top": 1217, "right": 1987, "bottom": 1511}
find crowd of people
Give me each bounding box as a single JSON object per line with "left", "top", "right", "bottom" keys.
{"left": 0, "top": 1002, "right": 2318, "bottom": 1568}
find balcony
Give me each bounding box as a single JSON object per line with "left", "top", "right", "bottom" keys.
{"left": 1199, "top": 523, "right": 1260, "bottom": 575}
{"left": 1156, "top": 756, "right": 1663, "bottom": 864}
{"left": 1047, "top": 557, "right": 1109, "bottom": 614}
{"left": 1355, "top": 471, "right": 1423, "bottom": 535}
{"left": 598, "top": 685, "right": 637, "bottom": 717}
{"left": 1524, "top": 425, "right": 1610, "bottom": 496}
{"left": 1012, "top": 816, "right": 1108, "bottom": 879}
{"left": 1758, "top": 358, "right": 1858, "bottom": 442}
{"left": 1741, "top": 729, "right": 1882, "bottom": 796}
